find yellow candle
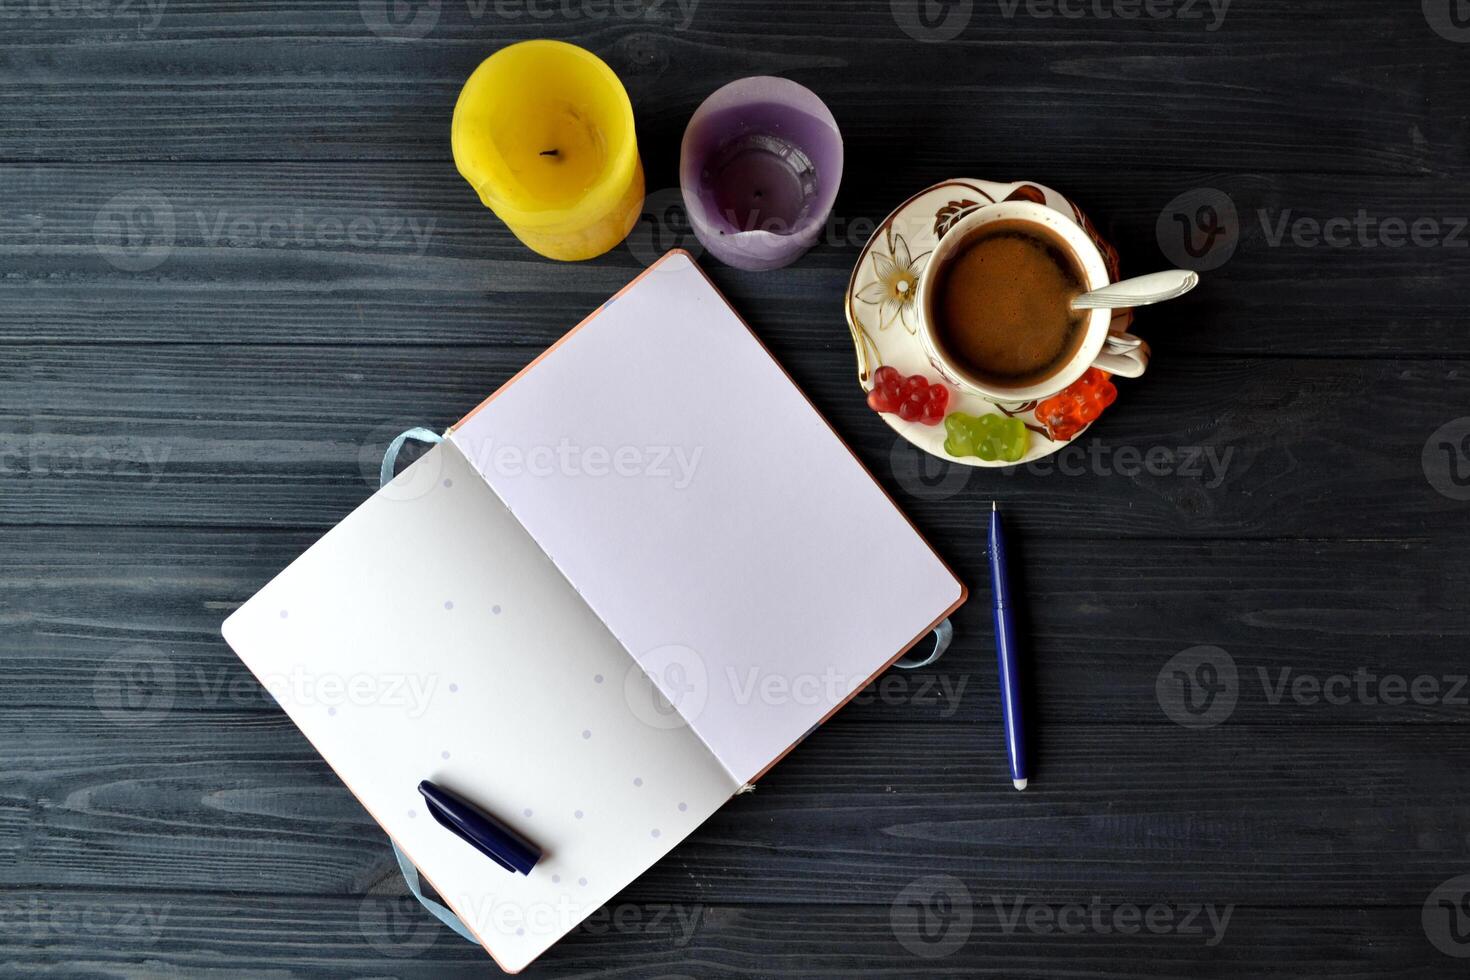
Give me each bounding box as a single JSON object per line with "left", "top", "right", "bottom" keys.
{"left": 452, "top": 40, "right": 644, "bottom": 262}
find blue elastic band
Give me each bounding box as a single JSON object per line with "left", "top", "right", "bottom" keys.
{"left": 381, "top": 427, "right": 478, "bottom": 945}
{"left": 377, "top": 425, "right": 949, "bottom": 943}
{"left": 894, "top": 617, "right": 953, "bottom": 669}
{"left": 391, "top": 840, "right": 479, "bottom": 944}
{"left": 380, "top": 426, "right": 443, "bottom": 488}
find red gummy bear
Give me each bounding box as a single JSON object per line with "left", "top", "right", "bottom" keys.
{"left": 1036, "top": 367, "right": 1118, "bottom": 441}
{"left": 867, "top": 366, "right": 949, "bottom": 425}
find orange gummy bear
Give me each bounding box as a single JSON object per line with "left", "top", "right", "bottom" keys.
{"left": 1036, "top": 368, "right": 1118, "bottom": 441}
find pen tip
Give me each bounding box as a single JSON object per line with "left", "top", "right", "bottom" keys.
{"left": 1013, "top": 778, "right": 1028, "bottom": 791}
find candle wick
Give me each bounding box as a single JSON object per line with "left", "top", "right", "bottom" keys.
{"left": 540, "top": 149, "right": 560, "bottom": 158}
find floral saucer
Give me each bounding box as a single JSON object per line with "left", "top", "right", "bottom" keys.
{"left": 845, "top": 178, "right": 1134, "bottom": 467}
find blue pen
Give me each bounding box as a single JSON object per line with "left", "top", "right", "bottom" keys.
{"left": 989, "top": 502, "right": 1030, "bottom": 791}
{"left": 418, "top": 780, "right": 542, "bottom": 875}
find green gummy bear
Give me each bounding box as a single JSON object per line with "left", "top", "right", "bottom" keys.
{"left": 943, "top": 412, "right": 1028, "bottom": 462}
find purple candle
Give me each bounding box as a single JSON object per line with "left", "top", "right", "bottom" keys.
{"left": 679, "top": 77, "right": 843, "bottom": 271}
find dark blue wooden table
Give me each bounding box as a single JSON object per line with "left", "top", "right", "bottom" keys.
{"left": 4, "top": 1, "right": 1469, "bottom": 975}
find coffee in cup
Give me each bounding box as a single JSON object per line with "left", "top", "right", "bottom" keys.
{"left": 927, "top": 219, "right": 1089, "bottom": 389}
{"left": 915, "top": 200, "right": 1150, "bottom": 403}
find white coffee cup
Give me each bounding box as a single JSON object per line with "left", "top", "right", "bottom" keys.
{"left": 914, "top": 200, "right": 1149, "bottom": 402}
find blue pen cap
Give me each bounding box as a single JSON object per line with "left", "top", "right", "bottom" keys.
{"left": 418, "top": 780, "right": 542, "bottom": 875}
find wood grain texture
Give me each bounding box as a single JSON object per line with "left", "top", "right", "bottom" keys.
{"left": 3, "top": 164, "right": 1469, "bottom": 355}
{"left": 1, "top": 2, "right": 1461, "bottom": 175}
{"left": 0, "top": 892, "right": 1455, "bottom": 980}
{"left": 2, "top": 711, "right": 1467, "bottom": 907}
{"left": 4, "top": 344, "right": 1468, "bottom": 538}
{"left": 5, "top": 528, "right": 1468, "bottom": 724}
{"left": 4, "top": 0, "right": 1469, "bottom": 975}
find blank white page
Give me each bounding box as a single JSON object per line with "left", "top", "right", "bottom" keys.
{"left": 222, "top": 442, "right": 739, "bottom": 974}
{"left": 449, "top": 250, "right": 965, "bottom": 784}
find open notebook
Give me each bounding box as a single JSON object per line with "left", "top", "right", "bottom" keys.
{"left": 222, "top": 250, "right": 966, "bottom": 972}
